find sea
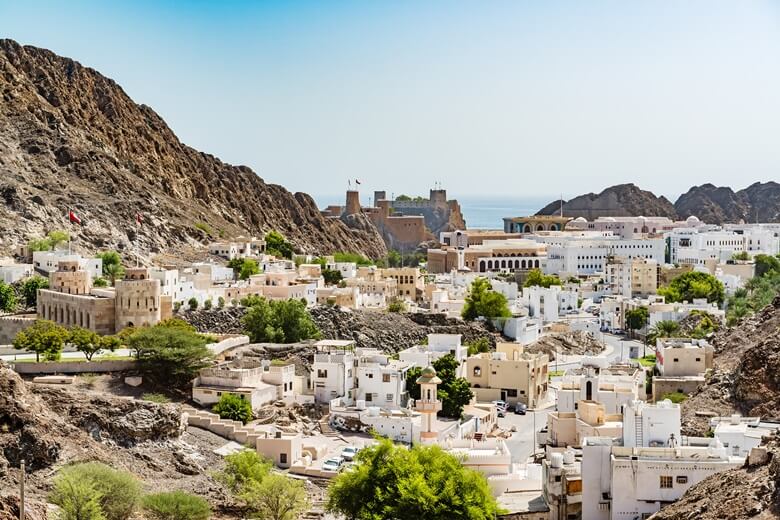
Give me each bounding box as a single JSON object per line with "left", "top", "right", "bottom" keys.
{"left": 315, "top": 194, "right": 555, "bottom": 230}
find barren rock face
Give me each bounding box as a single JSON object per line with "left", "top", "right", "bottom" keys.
{"left": 0, "top": 39, "right": 387, "bottom": 258}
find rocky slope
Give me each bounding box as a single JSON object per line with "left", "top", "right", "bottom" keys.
{"left": 0, "top": 39, "right": 386, "bottom": 258}
{"left": 183, "top": 306, "right": 500, "bottom": 352}
{"left": 538, "top": 182, "right": 780, "bottom": 224}
{"left": 675, "top": 182, "right": 780, "bottom": 224}
{"left": 650, "top": 435, "right": 780, "bottom": 520}
{"left": 537, "top": 184, "right": 678, "bottom": 220}
{"left": 0, "top": 364, "right": 234, "bottom": 517}
{"left": 681, "top": 296, "right": 780, "bottom": 436}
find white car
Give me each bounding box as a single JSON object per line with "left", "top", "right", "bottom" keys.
{"left": 341, "top": 446, "right": 360, "bottom": 461}
{"left": 322, "top": 457, "right": 344, "bottom": 472}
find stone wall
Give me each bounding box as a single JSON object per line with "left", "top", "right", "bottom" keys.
{"left": 11, "top": 359, "right": 138, "bottom": 374}
{"left": 0, "top": 314, "right": 36, "bottom": 344}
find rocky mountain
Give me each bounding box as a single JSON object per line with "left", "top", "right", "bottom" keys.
{"left": 537, "top": 184, "right": 678, "bottom": 220}
{"left": 538, "top": 182, "right": 780, "bottom": 224}
{"left": 675, "top": 182, "right": 780, "bottom": 224}
{"left": 0, "top": 39, "right": 387, "bottom": 258}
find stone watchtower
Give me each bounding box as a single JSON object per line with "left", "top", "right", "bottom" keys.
{"left": 50, "top": 260, "right": 92, "bottom": 295}
{"left": 344, "top": 190, "right": 362, "bottom": 216}
{"left": 114, "top": 267, "right": 162, "bottom": 329}
{"left": 415, "top": 366, "right": 443, "bottom": 444}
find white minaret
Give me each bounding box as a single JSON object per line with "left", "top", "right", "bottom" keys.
{"left": 415, "top": 366, "right": 442, "bottom": 444}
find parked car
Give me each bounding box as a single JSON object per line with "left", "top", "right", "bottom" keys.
{"left": 322, "top": 457, "right": 344, "bottom": 472}
{"left": 341, "top": 446, "right": 360, "bottom": 461}
{"left": 514, "top": 402, "right": 527, "bottom": 415}
{"left": 492, "top": 400, "right": 508, "bottom": 417}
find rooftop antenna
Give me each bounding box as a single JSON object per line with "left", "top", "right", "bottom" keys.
{"left": 560, "top": 194, "right": 564, "bottom": 218}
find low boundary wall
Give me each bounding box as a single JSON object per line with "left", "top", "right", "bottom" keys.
{"left": 11, "top": 360, "right": 138, "bottom": 374}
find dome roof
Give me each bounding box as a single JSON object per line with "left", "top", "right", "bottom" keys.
{"left": 573, "top": 216, "right": 587, "bottom": 222}
{"left": 416, "top": 366, "right": 442, "bottom": 385}
{"left": 686, "top": 215, "right": 700, "bottom": 224}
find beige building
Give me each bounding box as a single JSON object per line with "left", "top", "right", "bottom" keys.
{"left": 545, "top": 400, "right": 623, "bottom": 448}
{"left": 653, "top": 338, "right": 713, "bottom": 401}
{"left": 380, "top": 267, "right": 424, "bottom": 301}
{"left": 193, "top": 359, "right": 296, "bottom": 409}
{"left": 466, "top": 343, "right": 549, "bottom": 407}
{"left": 605, "top": 256, "right": 659, "bottom": 298}
{"left": 37, "top": 262, "right": 169, "bottom": 334}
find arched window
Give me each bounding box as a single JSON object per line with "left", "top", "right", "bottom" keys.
{"left": 586, "top": 380, "right": 593, "bottom": 401}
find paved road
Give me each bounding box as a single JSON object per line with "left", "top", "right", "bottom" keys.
{"left": 498, "top": 408, "right": 550, "bottom": 463}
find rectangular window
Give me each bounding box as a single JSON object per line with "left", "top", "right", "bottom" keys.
{"left": 676, "top": 476, "right": 688, "bottom": 484}
{"left": 317, "top": 369, "right": 328, "bottom": 378}
{"left": 383, "top": 374, "right": 391, "bottom": 383}
{"left": 660, "top": 476, "right": 673, "bottom": 488}
{"left": 386, "top": 393, "right": 394, "bottom": 402}
{"left": 365, "top": 393, "right": 373, "bottom": 402}
{"left": 280, "top": 453, "right": 287, "bottom": 464}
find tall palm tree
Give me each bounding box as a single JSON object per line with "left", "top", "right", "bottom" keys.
{"left": 648, "top": 320, "right": 681, "bottom": 346}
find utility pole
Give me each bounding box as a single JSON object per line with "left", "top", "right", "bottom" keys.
{"left": 19, "top": 459, "right": 25, "bottom": 520}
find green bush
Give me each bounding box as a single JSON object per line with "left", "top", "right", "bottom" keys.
{"left": 188, "top": 297, "right": 198, "bottom": 311}
{"left": 387, "top": 299, "right": 406, "bottom": 313}
{"left": 216, "top": 450, "right": 272, "bottom": 492}
{"left": 22, "top": 275, "right": 49, "bottom": 307}
{"left": 142, "top": 491, "right": 210, "bottom": 520}
{"left": 661, "top": 392, "right": 688, "bottom": 404}
{"left": 51, "top": 462, "right": 141, "bottom": 520}
{"left": 203, "top": 299, "right": 213, "bottom": 310}
{"left": 217, "top": 297, "right": 225, "bottom": 309}
{"left": 194, "top": 222, "right": 214, "bottom": 236}
{"left": 142, "top": 393, "right": 171, "bottom": 404}
{"left": 213, "top": 393, "right": 253, "bottom": 424}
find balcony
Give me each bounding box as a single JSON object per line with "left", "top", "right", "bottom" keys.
{"left": 415, "top": 399, "right": 442, "bottom": 413}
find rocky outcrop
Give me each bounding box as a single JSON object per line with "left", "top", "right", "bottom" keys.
{"left": 675, "top": 182, "right": 780, "bottom": 224}
{"left": 650, "top": 434, "right": 780, "bottom": 520}
{"left": 0, "top": 39, "right": 386, "bottom": 258}
{"left": 681, "top": 296, "right": 780, "bottom": 436}
{"left": 537, "top": 184, "right": 677, "bottom": 220}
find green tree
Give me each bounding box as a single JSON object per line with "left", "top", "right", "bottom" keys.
{"left": 322, "top": 268, "right": 343, "bottom": 285}
{"left": 265, "top": 231, "right": 294, "bottom": 259}
{"left": 523, "top": 268, "right": 562, "bottom": 288}
{"left": 48, "top": 230, "right": 70, "bottom": 250}
{"left": 13, "top": 319, "right": 68, "bottom": 361}
{"left": 22, "top": 275, "right": 49, "bottom": 308}
{"left": 49, "top": 472, "right": 105, "bottom": 520}
{"left": 239, "top": 259, "right": 261, "bottom": 280}
{"left": 387, "top": 298, "right": 406, "bottom": 313}
{"left": 466, "top": 337, "right": 491, "bottom": 356}
{"left": 51, "top": 462, "right": 141, "bottom": 520}
{"left": 461, "top": 277, "right": 511, "bottom": 321}
{"left": 98, "top": 251, "right": 125, "bottom": 285}
{"left": 142, "top": 491, "right": 211, "bottom": 520}
{"left": 217, "top": 296, "right": 226, "bottom": 309}
{"left": 242, "top": 297, "right": 319, "bottom": 343}
{"left": 754, "top": 254, "right": 780, "bottom": 278}
{"left": 333, "top": 252, "right": 374, "bottom": 266}
{"left": 732, "top": 251, "right": 750, "bottom": 261}
{"left": 0, "top": 281, "right": 16, "bottom": 312}
{"left": 385, "top": 250, "right": 402, "bottom": 268}
{"left": 326, "top": 437, "right": 499, "bottom": 520}
{"left": 203, "top": 299, "right": 213, "bottom": 310}
{"left": 240, "top": 474, "right": 309, "bottom": 520}
{"left": 28, "top": 237, "right": 53, "bottom": 252}
{"left": 648, "top": 320, "right": 680, "bottom": 344}
{"left": 216, "top": 450, "right": 272, "bottom": 493}
{"left": 405, "top": 354, "right": 473, "bottom": 419}
{"left": 128, "top": 324, "right": 213, "bottom": 389}
{"left": 188, "top": 297, "right": 198, "bottom": 310}
{"left": 68, "top": 326, "right": 102, "bottom": 361}
{"left": 93, "top": 277, "right": 108, "bottom": 287}
{"left": 658, "top": 271, "right": 725, "bottom": 305}
{"left": 212, "top": 393, "right": 253, "bottom": 424}
{"left": 625, "top": 307, "right": 649, "bottom": 339}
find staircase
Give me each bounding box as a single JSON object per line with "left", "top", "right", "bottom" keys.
{"left": 319, "top": 415, "right": 340, "bottom": 438}
{"left": 634, "top": 416, "right": 643, "bottom": 447}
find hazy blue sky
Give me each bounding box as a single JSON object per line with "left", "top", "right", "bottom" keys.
{"left": 3, "top": 1, "right": 780, "bottom": 202}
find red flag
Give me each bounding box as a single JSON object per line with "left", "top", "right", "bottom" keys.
{"left": 68, "top": 210, "right": 82, "bottom": 225}
{"left": 136, "top": 212, "right": 144, "bottom": 225}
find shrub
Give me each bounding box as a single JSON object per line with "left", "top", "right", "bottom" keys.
{"left": 21, "top": 275, "right": 49, "bottom": 307}
{"left": 213, "top": 393, "right": 253, "bottom": 424}
{"left": 387, "top": 299, "right": 406, "bottom": 313}
{"left": 0, "top": 281, "right": 16, "bottom": 312}
{"left": 194, "top": 222, "right": 214, "bottom": 236}
{"left": 203, "top": 299, "right": 213, "bottom": 310}
{"left": 466, "top": 337, "right": 490, "bottom": 356}
{"left": 142, "top": 491, "right": 210, "bottom": 520}
{"left": 142, "top": 393, "right": 171, "bottom": 404}
{"left": 188, "top": 297, "right": 198, "bottom": 311}
{"left": 661, "top": 392, "right": 688, "bottom": 404}
{"left": 174, "top": 301, "right": 183, "bottom": 312}
{"left": 51, "top": 462, "right": 141, "bottom": 520}
{"left": 49, "top": 473, "right": 105, "bottom": 520}
{"left": 240, "top": 474, "right": 309, "bottom": 520}
{"left": 217, "top": 297, "right": 225, "bottom": 309}
{"left": 93, "top": 277, "right": 108, "bottom": 287}
{"left": 216, "top": 450, "right": 272, "bottom": 492}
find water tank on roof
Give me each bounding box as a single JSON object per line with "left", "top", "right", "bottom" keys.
{"left": 355, "top": 400, "right": 366, "bottom": 410}
{"left": 550, "top": 453, "right": 564, "bottom": 468}
{"left": 563, "top": 449, "right": 575, "bottom": 465}
{"left": 367, "top": 406, "right": 381, "bottom": 417}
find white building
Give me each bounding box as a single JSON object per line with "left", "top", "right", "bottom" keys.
{"left": 541, "top": 235, "right": 665, "bottom": 277}
{"left": 557, "top": 360, "right": 646, "bottom": 415}
{"left": 398, "top": 334, "right": 468, "bottom": 377}
{"left": 311, "top": 340, "right": 356, "bottom": 404}
{"left": 353, "top": 348, "right": 413, "bottom": 409}
{"left": 0, "top": 263, "right": 33, "bottom": 284}
{"left": 32, "top": 251, "right": 102, "bottom": 278}
{"left": 522, "top": 285, "right": 579, "bottom": 322}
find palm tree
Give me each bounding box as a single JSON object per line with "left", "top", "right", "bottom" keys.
{"left": 648, "top": 320, "right": 680, "bottom": 346}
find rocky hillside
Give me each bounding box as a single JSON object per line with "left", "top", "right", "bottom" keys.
{"left": 0, "top": 363, "right": 235, "bottom": 517}
{"left": 650, "top": 434, "right": 780, "bottom": 520}
{"left": 681, "top": 296, "right": 780, "bottom": 436}
{"left": 537, "top": 184, "right": 678, "bottom": 220}
{"left": 0, "top": 39, "right": 386, "bottom": 258}
{"left": 538, "top": 182, "right": 780, "bottom": 224}
{"left": 675, "top": 182, "right": 780, "bottom": 224}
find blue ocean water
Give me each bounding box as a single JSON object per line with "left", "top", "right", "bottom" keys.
{"left": 313, "top": 194, "right": 556, "bottom": 230}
